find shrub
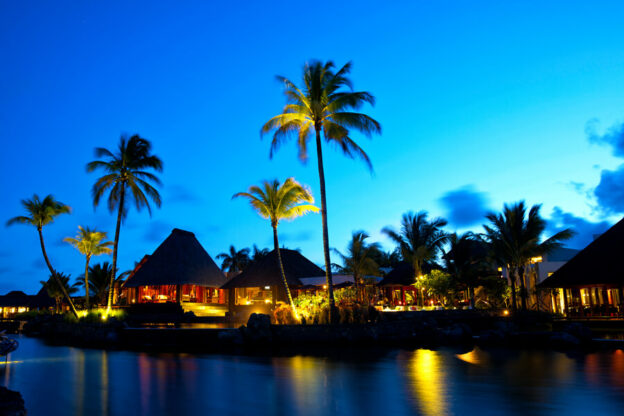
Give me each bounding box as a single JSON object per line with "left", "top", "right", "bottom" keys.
{"left": 273, "top": 303, "right": 298, "bottom": 325}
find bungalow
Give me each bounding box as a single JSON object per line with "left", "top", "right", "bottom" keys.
{"left": 121, "top": 228, "right": 228, "bottom": 316}
{"left": 0, "top": 288, "right": 55, "bottom": 318}
{"left": 221, "top": 248, "right": 324, "bottom": 322}
{"left": 539, "top": 218, "right": 624, "bottom": 318}
{"left": 378, "top": 262, "right": 422, "bottom": 308}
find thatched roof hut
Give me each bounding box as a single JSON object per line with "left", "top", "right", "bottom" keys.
{"left": 539, "top": 217, "right": 624, "bottom": 289}
{"left": 221, "top": 249, "right": 324, "bottom": 289}
{"left": 123, "top": 228, "right": 226, "bottom": 288}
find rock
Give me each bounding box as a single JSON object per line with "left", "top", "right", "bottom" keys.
{"left": 479, "top": 329, "right": 506, "bottom": 346}
{"left": 0, "top": 386, "right": 26, "bottom": 416}
{"left": 563, "top": 323, "right": 592, "bottom": 343}
{"left": 217, "top": 329, "right": 244, "bottom": 346}
{"left": 244, "top": 313, "right": 273, "bottom": 344}
{"left": 442, "top": 323, "right": 473, "bottom": 344}
{"left": 549, "top": 331, "right": 580, "bottom": 349}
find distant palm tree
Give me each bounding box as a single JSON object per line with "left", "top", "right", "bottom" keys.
{"left": 234, "top": 178, "right": 319, "bottom": 314}
{"left": 262, "top": 60, "right": 381, "bottom": 319}
{"left": 250, "top": 245, "right": 270, "bottom": 264}
{"left": 383, "top": 211, "right": 449, "bottom": 281}
{"left": 76, "top": 262, "right": 128, "bottom": 306}
{"left": 87, "top": 134, "right": 163, "bottom": 312}
{"left": 217, "top": 245, "right": 250, "bottom": 274}
{"left": 41, "top": 272, "right": 79, "bottom": 314}
{"left": 333, "top": 231, "right": 381, "bottom": 300}
{"left": 442, "top": 232, "right": 494, "bottom": 308}
{"left": 7, "top": 194, "right": 79, "bottom": 317}
{"left": 64, "top": 226, "right": 113, "bottom": 309}
{"left": 484, "top": 202, "right": 573, "bottom": 311}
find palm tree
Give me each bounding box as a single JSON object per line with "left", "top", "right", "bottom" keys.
{"left": 333, "top": 231, "right": 381, "bottom": 301}
{"left": 87, "top": 134, "right": 163, "bottom": 313}
{"left": 442, "top": 232, "right": 494, "bottom": 308}
{"left": 64, "top": 226, "right": 113, "bottom": 309}
{"left": 484, "top": 202, "right": 573, "bottom": 311}
{"left": 76, "top": 262, "right": 128, "bottom": 306}
{"left": 382, "top": 211, "right": 449, "bottom": 281}
{"left": 262, "top": 60, "right": 381, "bottom": 319}
{"left": 217, "top": 245, "right": 250, "bottom": 275}
{"left": 234, "top": 178, "right": 319, "bottom": 315}
{"left": 7, "top": 194, "right": 79, "bottom": 317}
{"left": 40, "top": 272, "right": 80, "bottom": 314}
{"left": 250, "top": 245, "right": 270, "bottom": 264}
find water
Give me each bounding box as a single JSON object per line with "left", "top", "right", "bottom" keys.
{"left": 1, "top": 335, "right": 624, "bottom": 416}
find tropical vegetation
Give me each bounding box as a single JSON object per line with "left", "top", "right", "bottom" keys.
{"left": 87, "top": 134, "right": 163, "bottom": 313}
{"left": 64, "top": 226, "right": 113, "bottom": 308}
{"left": 234, "top": 178, "right": 319, "bottom": 316}
{"left": 262, "top": 60, "right": 381, "bottom": 321}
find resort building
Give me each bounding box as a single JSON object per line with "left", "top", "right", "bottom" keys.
{"left": 0, "top": 288, "right": 55, "bottom": 318}
{"left": 121, "top": 228, "right": 228, "bottom": 316}
{"left": 221, "top": 248, "right": 324, "bottom": 322}
{"left": 378, "top": 262, "right": 423, "bottom": 309}
{"left": 539, "top": 218, "right": 624, "bottom": 317}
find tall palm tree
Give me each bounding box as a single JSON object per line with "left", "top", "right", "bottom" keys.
{"left": 217, "top": 245, "right": 250, "bottom": 275}
{"left": 262, "top": 60, "right": 381, "bottom": 319}
{"left": 484, "top": 202, "right": 573, "bottom": 311}
{"left": 87, "top": 134, "right": 163, "bottom": 313}
{"left": 7, "top": 194, "right": 79, "bottom": 317}
{"left": 382, "top": 211, "right": 449, "bottom": 281}
{"left": 442, "top": 232, "right": 494, "bottom": 308}
{"left": 234, "top": 178, "right": 319, "bottom": 315}
{"left": 64, "top": 226, "right": 113, "bottom": 309}
{"left": 333, "top": 231, "right": 381, "bottom": 301}
{"left": 76, "top": 262, "right": 128, "bottom": 306}
{"left": 40, "top": 272, "right": 80, "bottom": 314}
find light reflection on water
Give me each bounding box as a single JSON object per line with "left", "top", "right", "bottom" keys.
{"left": 1, "top": 336, "right": 623, "bottom": 416}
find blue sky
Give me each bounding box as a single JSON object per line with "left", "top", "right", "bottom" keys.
{"left": 2, "top": 1, "right": 624, "bottom": 293}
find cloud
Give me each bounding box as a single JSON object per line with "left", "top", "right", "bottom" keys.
{"left": 143, "top": 220, "right": 173, "bottom": 243}
{"left": 547, "top": 207, "right": 611, "bottom": 249}
{"left": 586, "top": 118, "right": 624, "bottom": 157}
{"left": 167, "top": 185, "right": 202, "bottom": 204}
{"left": 594, "top": 164, "right": 624, "bottom": 214}
{"left": 438, "top": 185, "right": 490, "bottom": 227}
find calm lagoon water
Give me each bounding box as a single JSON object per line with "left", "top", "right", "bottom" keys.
{"left": 2, "top": 335, "right": 624, "bottom": 416}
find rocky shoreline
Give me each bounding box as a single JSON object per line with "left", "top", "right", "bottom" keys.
{"left": 19, "top": 310, "right": 613, "bottom": 353}
{"left": 0, "top": 387, "right": 26, "bottom": 416}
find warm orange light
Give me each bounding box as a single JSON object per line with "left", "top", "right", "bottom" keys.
{"left": 503, "top": 309, "right": 509, "bottom": 316}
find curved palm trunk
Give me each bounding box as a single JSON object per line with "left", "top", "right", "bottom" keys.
{"left": 272, "top": 225, "right": 297, "bottom": 316}
{"left": 315, "top": 128, "right": 336, "bottom": 322}
{"left": 509, "top": 267, "right": 518, "bottom": 311}
{"left": 108, "top": 186, "right": 125, "bottom": 312}
{"left": 518, "top": 265, "right": 528, "bottom": 311}
{"left": 84, "top": 256, "right": 91, "bottom": 309}
{"left": 38, "top": 227, "right": 79, "bottom": 318}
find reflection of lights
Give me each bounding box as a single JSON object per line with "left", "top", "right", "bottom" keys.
{"left": 456, "top": 349, "right": 484, "bottom": 365}
{"left": 408, "top": 350, "right": 448, "bottom": 416}
{"left": 0, "top": 361, "right": 23, "bottom": 365}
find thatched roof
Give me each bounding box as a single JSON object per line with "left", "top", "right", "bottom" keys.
{"left": 0, "top": 291, "right": 30, "bottom": 307}
{"left": 29, "top": 287, "right": 55, "bottom": 308}
{"left": 123, "top": 228, "right": 226, "bottom": 288}
{"left": 378, "top": 262, "right": 439, "bottom": 287}
{"left": 221, "top": 249, "right": 324, "bottom": 289}
{"left": 539, "top": 217, "right": 624, "bottom": 288}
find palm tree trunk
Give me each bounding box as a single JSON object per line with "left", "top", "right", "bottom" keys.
{"left": 108, "top": 186, "right": 125, "bottom": 312}
{"left": 509, "top": 266, "right": 518, "bottom": 311}
{"left": 468, "top": 286, "right": 475, "bottom": 308}
{"left": 315, "top": 128, "right": 336, "bottom": 322}
{"left": 38, "top": 227, "right": 79, "bottom": 318}
{"left": 273, "top": 224, "right": 297, "bottom": 318}
{"left": 518, "top": 265, "right": 527, "bottom": 311}
{"left": 84, "top": 256, "right": 91, "bottom": 309}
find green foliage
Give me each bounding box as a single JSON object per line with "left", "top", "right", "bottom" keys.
{"left": 6, "top": 194, "right": 71, "bottom": 229}
{"left": 383, "top": 211, "right": 448, "bottom": 278}
{"left": 273, "top": 303, "right": 299, "bottom": 325}
{"left": 217, "top": 245, "right": 250, "bottom": 273}
{"left": 292, "top": 289, "right": 379, "bottom": 325}
{"left": 418, "top": 270, "right": 458, "bottom": 306}
{"left": 14, "top": 309, "right": 51, "bottom": 320}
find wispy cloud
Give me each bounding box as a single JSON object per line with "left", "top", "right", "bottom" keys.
{"left": 438, "top": 185, "right": 490, "bottom": 227}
